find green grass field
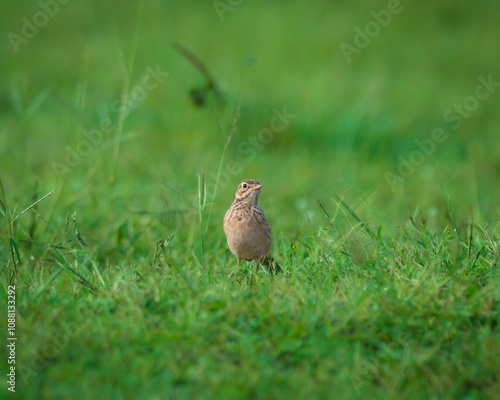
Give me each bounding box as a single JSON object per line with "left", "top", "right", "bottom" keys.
{"left": 1, "top": 1, "right": 499, "bottom": 399}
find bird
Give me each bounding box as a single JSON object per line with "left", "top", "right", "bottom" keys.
{"left": 223, "top": 179, "right": 282, "bottom": 274}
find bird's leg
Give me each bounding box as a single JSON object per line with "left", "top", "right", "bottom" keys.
{"left": 262, "top": 255, "right": 283, "bottom": 274}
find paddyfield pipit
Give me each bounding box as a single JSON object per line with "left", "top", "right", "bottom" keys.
{"left": 223, "top": 179, "right": 282, "bottom": 274}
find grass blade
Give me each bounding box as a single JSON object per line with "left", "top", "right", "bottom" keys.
{"left": 161, "top": 181, "right": 196, "bottom": 209}
{"left": 52, "top": 246, "right": 96, "bottom": 292}
{"left": 12, "top": 187, "right": 56, "bottom": 224}
{"left": 206, "top": 102, "right": 240, "bottom": 231}
{"left": 198, "top": 172, "right": 206, "bottom": 269}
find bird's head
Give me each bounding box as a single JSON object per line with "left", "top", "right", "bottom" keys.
{"left": 234, "top": 179, "right": 263, "bottom": 205}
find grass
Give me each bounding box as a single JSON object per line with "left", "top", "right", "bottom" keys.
{"left": 1, "top": 1, "right": 500, "bottom": 399}
{"left": 5, "top": 205, "right": 500, "bottom": 399}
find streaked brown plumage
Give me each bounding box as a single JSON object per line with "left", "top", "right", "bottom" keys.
{"left": 223, "top": 180, "right": 282, "bottom": 274}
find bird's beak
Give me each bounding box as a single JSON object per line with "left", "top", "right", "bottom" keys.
{"left": 253, "top": 184, "right": 263, "bottom": 191}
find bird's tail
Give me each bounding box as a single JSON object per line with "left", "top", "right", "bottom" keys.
{"left": 261, "top": 255, "right": 283, "bottom": 274}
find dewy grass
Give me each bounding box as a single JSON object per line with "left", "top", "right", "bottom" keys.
{"left": 1, "top": 2, "right": 500, "bottom": 399}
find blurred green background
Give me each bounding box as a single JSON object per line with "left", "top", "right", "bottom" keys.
{"left": 1, "top": 0, "right": 499, "bottom": 239}
{"left": 1, "top": 1, "right": 500, "bottom": 398}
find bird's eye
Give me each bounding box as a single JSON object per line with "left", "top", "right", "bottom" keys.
{"left": 242, "top": 183, "right": 248, "bottom": 189}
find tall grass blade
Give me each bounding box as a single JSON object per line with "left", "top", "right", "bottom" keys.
{"left": 111, "top": 1, "right": 143, "bottom": 185}
{"left": 447, "top": 193, "right": 461, "bottom": 243}
{"left": 198, "top": 172, "right": 206, "bottom": 269}
{"left": 32, "top": 267, "right": 64, "bottom": 299}
{"left": 0, "top": 178, "right": 7, "bottom": 218}
{"left": 73, "top": 229, "right": 107, "bottom": 288}
{"left": 52, "top": 246, "right": 96, "bottom": 292}
{"left": 25, "top": 89, "right": 51, "bottom": 120}
{"left": 12, "top": 187, "right": 56, "bottom": 224}
{"left": 161, "top": 181, "right": 196, "bottom": 209}
{"left": 206, "top": 103, "right": 240, "bottom": 231}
